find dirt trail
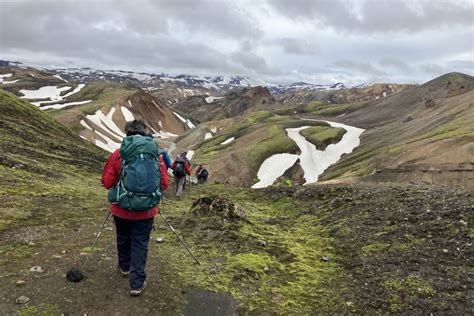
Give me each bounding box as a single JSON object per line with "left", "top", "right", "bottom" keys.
{"left": 0, "top": 189, "right": 232, "bottom": 315}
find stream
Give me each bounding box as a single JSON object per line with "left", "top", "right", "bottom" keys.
{"left": 252, "top": 120, "right": 365, "bottom": 188}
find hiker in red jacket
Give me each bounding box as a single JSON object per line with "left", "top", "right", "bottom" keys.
{"left": 102, "top": 119, "right": 169, "bottom": 296}
{"left": 171, "top": 152, "right": 190, "bottom": 199}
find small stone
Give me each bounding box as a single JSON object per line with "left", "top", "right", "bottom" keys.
{"left": 263, "top": 266, "right": 270, "bottom": 273}
{"left": 80, "top": 252, "right": 88, "bottom": 256}
{"left": 156, "top": 237, "right": 165, "bottom": 244}
{"left": 443, "top": 249, "right": 449, "bottom": 253}
{"left": 52, "top": 255, "right": 62, "bottom": 259}
{"left": 28, "top": 241, "right": 36, "bottom": 246}
{"left": 258, "top": 240, "right": 267, "bottom": 247}
{"left": 320, "top": 256, "right": 329, "bottom": 262}
{"left": 244, "top": 266, "right": 254, "bottom": 273}
{"left": 346, "top": 301, "right": 354, "bottom": 306}
{"left": 16, "top": 280, "right": 26, "bottom": 286}
{"left": 61, "top": 250, "right": 66, "bottom": 254}
{"left": 426, "top": 209, "right": 431, "bottom": 213}
{"left": 210, "top": 267, "right": 217, "bottom": 274}
{"left": 106, "top": 227, "right": 113, "bottom": 231}
{"left": 30, "top": 266, "right": 44, "bottom": 273}
{"left": 15, "top": 295, "right": 30, "bottom": 304}
{"left": 460, "top": 220, "right": 468, "bottom": 226}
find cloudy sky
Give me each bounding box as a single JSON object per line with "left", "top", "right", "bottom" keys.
{"left": 1, "top": 0, "right": 473, "bottom": 85}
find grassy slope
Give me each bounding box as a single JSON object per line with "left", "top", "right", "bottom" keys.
{"left": 0, "top": 89, "right": 107, "bottom": 231}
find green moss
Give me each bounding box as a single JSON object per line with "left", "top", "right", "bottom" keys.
{"left": 361, "top": 243, "right": 390, "bottom": 256}
{"left": 245, "top": 125, "right": 299, "bottom": 171}
{"left": 17, "top": 303, "right": 62, "bottom": 316}
{"left": 383, "top": 275, "right": 436, "bottom": 312}
{"left": 300, "top": 126, "right": 347, "bottom": 150}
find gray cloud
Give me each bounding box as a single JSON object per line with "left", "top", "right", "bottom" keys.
{"left": 268, "top": 0, "right": 474, "bottom": 34}
{"left": 0, "top": 0, "right": 472, "bottom": 85}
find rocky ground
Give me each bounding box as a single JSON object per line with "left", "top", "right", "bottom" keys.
{"left": 0, "top": 181, "right": 472, "bottom": 315}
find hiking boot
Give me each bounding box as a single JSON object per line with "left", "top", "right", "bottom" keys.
{"left": 130, "top": 281, "right": 147, "bottom": 296}
{"left": 118, "top": 267, "right": 129, "bottom": 277}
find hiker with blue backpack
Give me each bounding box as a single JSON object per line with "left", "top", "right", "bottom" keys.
{"left": 171, "top": 152, "right": 190, "bottom": 199}
{"left": 102, "top": 119, "right": 169, "bottom": 296}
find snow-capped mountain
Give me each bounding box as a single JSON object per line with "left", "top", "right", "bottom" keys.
{"left": 0, "top": 61, "right": 350, "bottom": 92}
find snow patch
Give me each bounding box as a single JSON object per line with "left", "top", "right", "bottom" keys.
{"left": 20, "top": 86, "right": 71, "bottom": 100}
{"left": 86, "top": 108, "right": 125, "bottom": 140}
{"left": 211, "top": 127, "right": 217, "bottom": 133}
{"left": 187, "top": 150, "right": 195, "bottom": 160}
{"left": 252, "top": 154, "right": 299, "bottom": 189}
{"left": 253, "top": 120, "right": 365, "bottom": 188}
{"left": 53, "top": 74, "right": 68, "bottom": 82}
{"left": 204, "top": 132, "right": 213, "bottom": 140}
{"left": 94, "top": 130, "right": 121, "bottom": 153}
{"left": 80, "top": 119, "right": 93, "bottom": 131}
{"left": 41, "top": 100, "right": 92, "bottom": 110}
{"left": 220, "top": 137, "right": 235, "bottom": 145}
{"left": 152, "top": 100, "right": 161, "bottom": 109}
{"left": 205, "top": 96, "right": 223, "bottom": 103}
{"left": 121, "top": 106, "right": 135, "bottom": 122}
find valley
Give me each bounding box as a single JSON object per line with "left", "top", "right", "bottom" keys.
{"left": 0, "top": 62, "right": 473, "bottom": 314}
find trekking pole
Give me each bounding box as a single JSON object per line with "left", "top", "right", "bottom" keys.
{"left": 82, "top": 212, "right": 111, "bottom": 270}
{"left": 158, "top": 211, "right": 201, "bottom": 265}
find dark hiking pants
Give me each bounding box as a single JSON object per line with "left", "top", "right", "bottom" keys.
{"left": 114, "top": 216, "right": 154, "bottom": 290}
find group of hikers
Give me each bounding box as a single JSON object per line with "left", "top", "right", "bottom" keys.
{"left": 168, "top": 151, "right": 209, "bottom": 199}
{"left": 101, "top": 119, "right": 208, "bottom": 296}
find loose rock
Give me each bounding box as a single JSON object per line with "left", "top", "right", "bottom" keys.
{"left": 16, "top": 280, "right": 26, "bottom": 286}
{"left": 320, "top": 256, "right": 329, "bottom": 262}
{"left": 30, "top": 266, "right": 44, "bottom": 273}
{"left": 15, "top": 295, "right": 30, "bottom": 304}
{"left": 258, "top": 240, "right": 267, "bottom": 247}
{"left": 156, "top": 237, "right": 165, "bottom": 244}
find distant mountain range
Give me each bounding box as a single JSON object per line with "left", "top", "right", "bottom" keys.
{"left": 0, "top": 60, "right": 354, "bottom": 95}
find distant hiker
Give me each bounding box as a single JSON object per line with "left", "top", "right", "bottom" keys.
{"left": 195, "top": 164, "right": 203, "bottom": 177}
{"left": 160, "top": 148, "right": 172, "bottom": 170}
{"left": 102, "top": 119, "right": 169, "bottom": 296}
{"left": 196, "top": 164, "right": 209, "bottom": 184}
{"left": 171, "top": 152, "right": 190, "bottom": 199}
{"left": 181, "top": 151, "right": 190, "bottom": 189}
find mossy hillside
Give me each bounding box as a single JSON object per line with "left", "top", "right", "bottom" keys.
{"left": 300, "top": 126, "right": 347, "bottom": 150}
{"left": 154, "top": 185, "right": 349, "bottom": 314}
{"left": 0, "top": 90, "right": 107, "bottom": 232}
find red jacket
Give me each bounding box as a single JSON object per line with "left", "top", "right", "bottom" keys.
{"left": 171, "top": 159, "right": 191, "bottom": 176}
{"left": 102, "top": 149, "right": 169, "bottom": 220}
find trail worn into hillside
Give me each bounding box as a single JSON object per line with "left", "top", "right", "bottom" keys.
{"left": 1, "top": 182, "right": 472, "bottom": 314}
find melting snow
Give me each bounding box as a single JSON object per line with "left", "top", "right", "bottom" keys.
{"left": 128, "top": 99, "right": 133, "bottom": 107}
{"left": 21, "top": 84, "right": 86, "bottom": 106}
{"left": 173, "top": 111, "right": 195, "bottom": 129}
{"left": 205, "top": 96, "right": 224, "bottom": 104}
{"left": 94, "top": 130, "right": 121, "bottom": 153}
{"left": 211, "top": 127, "right": 217, "bottom": 133}
{"left": 53, "top": 74, "right": 68, "bottom": 82}
{"left": 0, "top": 73, "right": 20, "bottom": 84}
{"left": 121, "top": 106, "right": 135, "bottom": 122}
{"left": 20, "top": 86, "right": 71, "bottom": 100}
{"left": 152, "top": 100, "right": 161, "bottom": 108}
{"left": 253, "top": 120, "right": 365, "bottom": 188}
{"left": 80, "top": 119, "right": 93, "bottom": 131}
{"left": 252, "top": 154, "right": 299, "bottom": 189}
{"left": 86, "top": 108, "right": 126, "bottom": 140}
{"left": 187, "top": 150, "right": 195, "bottom": 160}
{"left": 220, "top": 137, "right": 235, "bottom": 145}
{"left": 204, "top": 132, "right": 213, "bottom": 140}
{"left": 41, "top": 100, "right": 92, "bottom": 110}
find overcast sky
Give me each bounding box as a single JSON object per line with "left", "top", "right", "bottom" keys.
{"left": 1, "top": 0, "right": 473, "bottom": 85}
